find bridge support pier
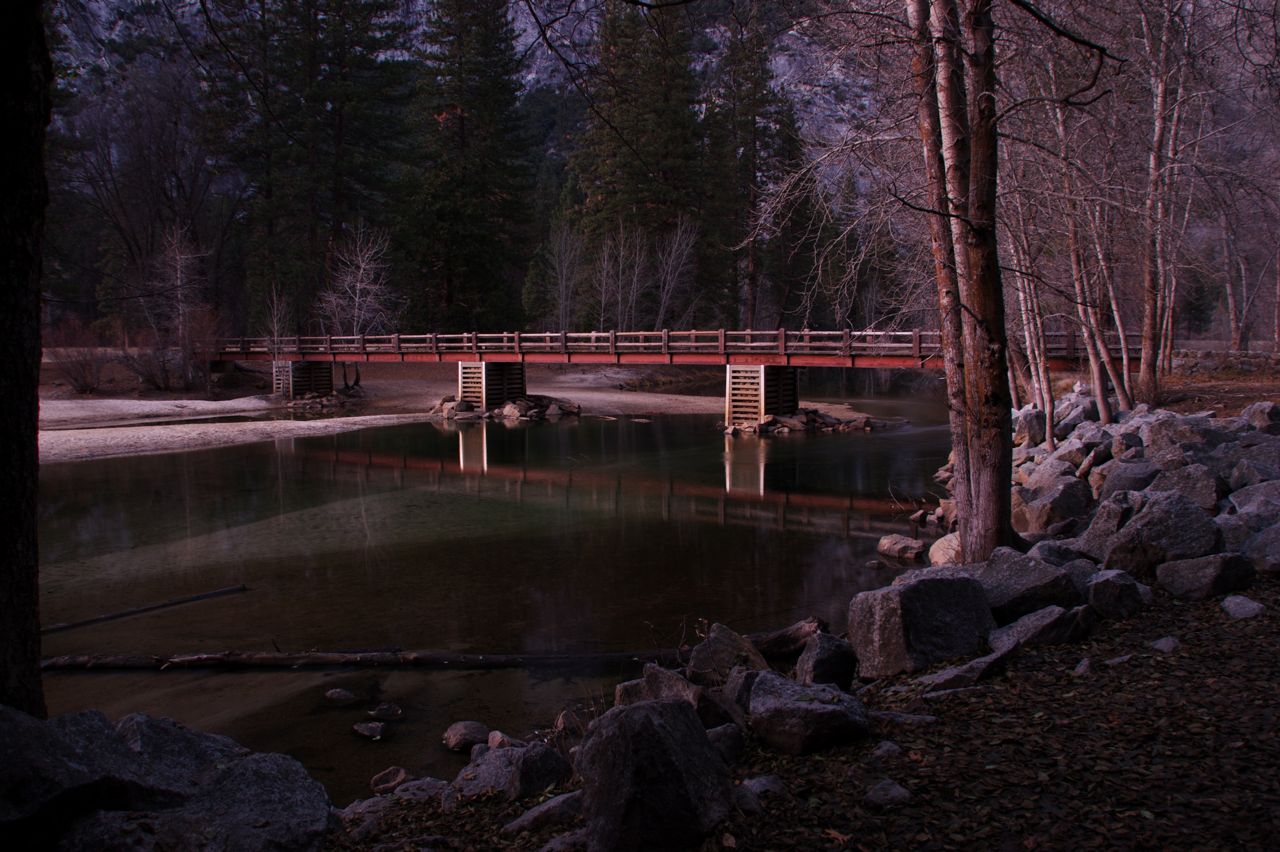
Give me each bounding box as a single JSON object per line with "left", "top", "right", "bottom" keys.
{"left": 725, "top": 365, "right": 798, "bottom": 425}
{"left": 272, "top": 361, "right": 333, "bottom": 399}
{"left": 458, "top": 362, "right": 526, "bottom": 410}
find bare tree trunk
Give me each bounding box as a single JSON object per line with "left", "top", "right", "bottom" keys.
{"left": 1221, "top": 213, "right": 1244, "bottom": 351}
{"left": 1089, "top": 204, "right": 1134, "bottom": 401}
{"left": 906, "top": 0, "right": 973, "bottom": 551}
{"left": 957, "top": 0, "right": 1012, "bottom": 559}
{"left": 1137, "top": 4, "right": 1174, "bottom": 402}
{"left": 1274, "top": 251, "right": 1280, "bottom": 353}
{"left": 0, "top": 0, "right": 50, "bottom": 718}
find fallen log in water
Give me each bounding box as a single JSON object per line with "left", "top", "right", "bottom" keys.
{"left": 41, "top": 646, "right": 684, "bottom": 673}
{"left": 41, "top": 585, "right": 250, "bottom": 635}
{"left": 748, "top": 617, "right": 828, "bottom": 662}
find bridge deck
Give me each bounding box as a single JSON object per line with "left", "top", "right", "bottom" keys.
{"left": 214, "top": 329, "right": 1129, "bottom": 369}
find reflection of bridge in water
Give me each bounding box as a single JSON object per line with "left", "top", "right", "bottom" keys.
{"left": 280, "top": 423, "right": 925, "bottom": 542}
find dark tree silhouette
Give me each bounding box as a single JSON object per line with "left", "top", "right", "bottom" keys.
{"left": 0, "top": 0, "right": 51, "bottom": 716}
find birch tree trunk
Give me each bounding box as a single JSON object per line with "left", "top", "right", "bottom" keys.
{"left": 909, "top": 0, "right": 1011, "bottom": 561}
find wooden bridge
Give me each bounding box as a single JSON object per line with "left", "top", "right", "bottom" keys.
{"left": 213, "top": 328, "right": 1105, "bottom": 370}
{"left": 211, "top": 328, "right": 1129, "bottom": 424}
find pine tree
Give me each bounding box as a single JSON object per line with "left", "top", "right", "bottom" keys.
{"left": 703, "top": 3, "right": 800, "bottom": 328}
{"left": 573, "top": 1, "right": 702, "bottom": 239}
{"left": 198, "top": 0, "right": 411, "bottom": 333}
{"left": 403, "top": 0, "right": 532, "bottom": 331}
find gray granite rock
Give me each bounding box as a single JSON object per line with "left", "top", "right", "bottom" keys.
{"left": 849, "top": 576, "right": 994, "bottom": 677}
{"left": 452, "top": 742, "right": 571, "bottom": 802}
{"left": 794, "top": 633, "right": 858, "bottom": 689}
{"left": 1221, "top": 595, "right": 1265, "bottom": 619}
{"left": 747, "top": 672, "right": 869, "bottom": 755}
{"left": 1086, "top": 569, "right": 1150, "bottom": 620}
{"left": 442, "top": 720, "right": 490, "bottom": 752}
{"left": 501, "top": 791, "right": 583, "bottom": 835}
{"left": 864, "top": 779, "right": 912, "bottom": 808}
{"left": 1156, "top": 553, "right": 1255, "bottom": 600}
{"left": 577, "top": 701, "right": 732, "bottom": 852}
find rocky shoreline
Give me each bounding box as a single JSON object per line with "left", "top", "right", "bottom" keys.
{"left": 8, "top": 392, "right": 1277, "bottom": 850}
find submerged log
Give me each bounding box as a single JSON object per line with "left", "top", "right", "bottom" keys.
{"left": 41, "top": 585, "right": 250, "bottom": 635}
{"left": 41, "top": 646, "right": 682, "bottom": 673}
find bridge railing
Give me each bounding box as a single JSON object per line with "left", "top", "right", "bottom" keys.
{"left": 213, "top": 328, "right": 1144, "bottom": 360}
{"left": 214, "top": 329, "right": 951, "bottom": 357}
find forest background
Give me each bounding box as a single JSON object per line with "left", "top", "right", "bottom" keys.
{"left": 42, "top": 0, "right": 1280, "bottom": 393}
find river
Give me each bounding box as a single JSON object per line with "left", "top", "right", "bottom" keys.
{"left": 40, "top": 399, "right": 949, "bottom": 804}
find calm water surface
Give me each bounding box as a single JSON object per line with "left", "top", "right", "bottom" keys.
{"left": 41, "top": 401, "right": 948, "bottom": 803}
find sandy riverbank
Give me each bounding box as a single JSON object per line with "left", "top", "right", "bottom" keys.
{"left": 38, "top": 363, "right": 874, "bottom": 464}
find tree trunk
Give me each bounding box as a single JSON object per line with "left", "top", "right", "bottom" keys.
{"left": 1137, "top": 5, "right": 1173, "bottom": 402}
{"left": 955, "top": 0, "right": 1012, "bottom": 560}
{"left": 1274, "top": 251, "right": 1280, "bottom": 353}
{"left": 0, "top": 0, "right": 50, "bottom": 718}
{"left": 907, "top": 0, "right": 973, "bottom": 554}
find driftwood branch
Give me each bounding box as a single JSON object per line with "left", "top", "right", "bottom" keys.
{"left": 41, "top": 585, "right": 250, "bottom": 635}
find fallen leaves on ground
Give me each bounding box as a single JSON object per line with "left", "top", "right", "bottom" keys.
{"left": 333, "top": 577, "right": 1280, "bottom": 851}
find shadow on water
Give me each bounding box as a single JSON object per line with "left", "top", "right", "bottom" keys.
{"left": 40, "top": 405, "right": 950, "bottom": 803}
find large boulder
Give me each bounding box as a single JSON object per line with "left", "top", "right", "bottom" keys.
{"left": 1243, "top": 523, "right": 1280, "bottom": 573}
{"left": 794, "top": 633, "right": 858, "bottom": 689}
{"left": 1025, "top": 458, "right": 1078, "bottom": 491}
{"left": 988, "top": 605, "right": 1095, "bottom": 653}
{"left": 1093, "top": 491, "right": 1218, "bottom": 578}
{"left": 686, "top": 624, "right": 769, "bottom": 686}
{"left": 746, "top": 672, "right": 869, "bottom": 755}
{"left": 0, "top": 708, "right": 331, "bottom": 852}
{"left": 0, "top": 709, "right": 163, "bottom": 831}
{"left": 1213, "top": 512, "right": 1272, "bottom": 553}
{"left": 451, "top": 742, "right": 571, "bottom": 802}
{"left": 1139, "top": 414, "right": 1225, "bottom": 455}
{"left": 897, "top": 548, "right": 1086, "bottom": 624}
{"left": 1086, "top": 569, "right": 1151, "bottom": 620}
{"left": 577, "top": 701, "right": 732, "bottom": 852}
{"left": 1227, "top": 480, "right": 1280, "bottom": 517}
{"left": 1013, "top": 407, "right": 1047, "bottom": 447}
{"left": 1228, "top": 459, "right": 1279, "bottom": 492}
{"left": 1053, "top": 393, "right": 1099, "bottom": 439}
{"left": 1147, "top": 464, "right": 1226, "bottom": 512}
{"left": 60, "top": 753, "right": 332, "bottom": 852}
{"left": 848, "top": 576, "right": 995, "bottom": 678}
{"left": 1156, "top": 554, "right": 1255, "bottom": 601}
{"left": 1011, "top": 477, "right": 1093, "bottom": 536}
{"left": 1096, "top": 460, "right": 1161, "bottom": 500}
{"left": 1242, "top": 401, "right": 1280, "bottom": 434}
